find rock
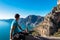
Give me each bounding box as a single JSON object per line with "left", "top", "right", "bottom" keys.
{"left": 34, "top": 5, "right": 60, "bottom": 37}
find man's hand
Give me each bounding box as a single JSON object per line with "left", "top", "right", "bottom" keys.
{"left": 23, "top": 30, "right": 28, "bottom": 33}
{"left": 10, "top": 34, "right": 12, "bottom": 40}
{"left": 10, "top": 39, "right": 12, "bottom": 40}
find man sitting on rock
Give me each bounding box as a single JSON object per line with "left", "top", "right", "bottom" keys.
{"left": 10, "top": 14, "right": 27, "bottom": 40}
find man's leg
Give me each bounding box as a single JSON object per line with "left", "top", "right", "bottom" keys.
{"left": 19, "top": 34, "right": 25, "bottom": 40}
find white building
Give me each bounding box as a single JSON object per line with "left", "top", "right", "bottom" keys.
{"left": 57, "top": 0, "right": 60, "bottom": 5}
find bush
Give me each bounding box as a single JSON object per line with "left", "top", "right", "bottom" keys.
{"left": 54, "top": 32, "right": 60, "bottom": 37}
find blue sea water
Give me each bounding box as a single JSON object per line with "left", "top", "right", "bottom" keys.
{"left": 0, "top": 21, "right": 10, "bottom": 40}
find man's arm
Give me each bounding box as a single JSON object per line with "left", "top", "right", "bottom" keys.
{"left": 18, "top": 25, "right": 24, "bottom": 31}
{"left": 10, "top": 26, "right": 15, "bottom": 39}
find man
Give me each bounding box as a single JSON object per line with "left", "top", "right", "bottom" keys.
{"left": 10, "top": 14, "right": 26, "bottom": 40}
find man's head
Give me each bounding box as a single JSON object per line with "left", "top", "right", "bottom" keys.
{"left": 15, "top": 14, "right": 20, "bottom": 21}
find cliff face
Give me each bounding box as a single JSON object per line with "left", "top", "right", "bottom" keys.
{"left": 34, "top": 5, "right": 60, "bottom": 37}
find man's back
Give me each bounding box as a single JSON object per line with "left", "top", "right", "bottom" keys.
{"left": 11, "top": 20, "right": 20, "bottom": 35}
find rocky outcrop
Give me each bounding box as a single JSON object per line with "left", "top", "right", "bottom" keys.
{"left": 34, "top": 5, "right": 60, "bottom": 37}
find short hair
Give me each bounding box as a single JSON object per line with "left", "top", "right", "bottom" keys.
{"left": 15, "top": 14, "right": 20, "bottom": 18}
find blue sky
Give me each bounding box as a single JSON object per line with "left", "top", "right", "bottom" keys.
{"left": 0, "top": 0, "right": 57, "bottom": 19}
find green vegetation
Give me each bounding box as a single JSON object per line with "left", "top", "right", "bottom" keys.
{"left": 54, "top": 29, "right": 60, "bottom": 37}
{"left": 31, "top": 30, "right": 40, "bottom": 36}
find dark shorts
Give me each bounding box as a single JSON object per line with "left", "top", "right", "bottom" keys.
{"left": 12, "top": 32, "right": 29, "bottom": 40}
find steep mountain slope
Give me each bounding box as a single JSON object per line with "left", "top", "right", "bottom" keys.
{"left": 19, "top": 15, "right": 44, "bottom": 31}
{"left": 34, "top": 5, "right": 60, "bottom": 37}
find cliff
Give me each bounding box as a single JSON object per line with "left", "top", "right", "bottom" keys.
{"left": 34, "top": 5, "right": 60, "bottom": 37}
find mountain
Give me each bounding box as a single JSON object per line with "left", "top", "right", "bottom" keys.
{"left": 19, "top": 15, "right": 44, "bottom": 31}
{"left": 25, "top": 15, "right": 44, "bottom": 25}
{"left": 34, "top": 5, "right": 60, "bottom": 37}
{"left": 0, "top": 15, "right": 44, "bottom": 31}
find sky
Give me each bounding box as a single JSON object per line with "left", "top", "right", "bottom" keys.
{"left": 0, "top": 0, "right": 57, "bottom": 19}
